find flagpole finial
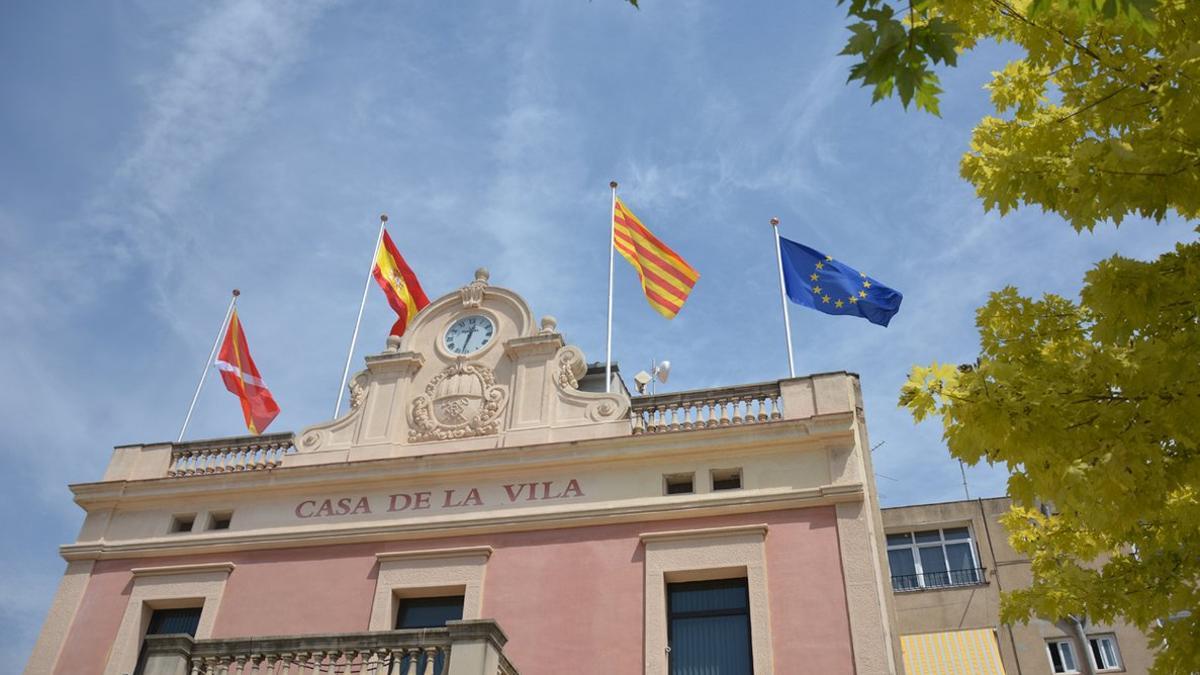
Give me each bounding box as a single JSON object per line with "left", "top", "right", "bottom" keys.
{"left": 609, "top": 181, "right": 618, "bottom": 189}
{"left": 232, "top": 289, "right": 241, "bottom": 297}
{"left": 380, "top": 213, "right": 388, "bottom": 223}
{"left": 770, "top": 217, "right": 780, "bottom": 227}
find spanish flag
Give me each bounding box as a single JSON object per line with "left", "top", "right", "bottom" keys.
{"left": 215, "top": 309, "right": 280, "bottom": 434}
{"left": 613, "top": 197, "right": 699, "bottom": 318}
{"left": 372, "top": 229, "right": 430, "bottom": 336}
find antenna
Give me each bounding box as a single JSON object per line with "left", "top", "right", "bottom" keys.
{"left": 634, "top": 360, "right": 673, "bottom": 395}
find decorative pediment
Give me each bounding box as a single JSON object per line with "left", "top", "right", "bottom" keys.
{"left": 298, "top": 269, "right": 630, "bottom": 459}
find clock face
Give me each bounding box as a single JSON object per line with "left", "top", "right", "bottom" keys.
{"left": 444, "top": 315, "right": 495, "bottom": 355}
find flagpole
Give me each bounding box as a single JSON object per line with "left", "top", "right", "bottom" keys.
{"left": 177, "top": 289, "right": 239, "bottom": 442}
{"left": 334, "top": 214, "right": 388, "bottom": 418}
{"left": 770, "top": 217, "right": 796, "bottom": 378}
{"left": 605, "top": 181, "right": 617, "bottom": 393}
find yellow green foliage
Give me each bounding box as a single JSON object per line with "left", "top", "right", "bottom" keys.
{"left": 900, "top": 242, "right": 1200, "bottom": 673}
{"left": 840, "top": 0, "right": 1200, "bottom": 229}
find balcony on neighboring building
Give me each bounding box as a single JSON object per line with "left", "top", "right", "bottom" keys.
{"left": 890, "top": 566, "right": 988, "bottom": 593}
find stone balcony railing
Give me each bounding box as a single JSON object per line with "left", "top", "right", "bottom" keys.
{"left": 166, "top": 432, "right": 297, "bottom": 478}
{"left": 95, "top": 374, "right": 859, "bottom": 482}
{"left": 140, "top": 620, "right": 516, "bottom": 675}
{"left": 630, "top": 381, "right": 783, "bottom": 434}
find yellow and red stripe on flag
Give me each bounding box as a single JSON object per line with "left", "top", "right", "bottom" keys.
{"left": 372, "top": 229, "right": 430, "bottom": 337}
{"left": 612, "top": 196, "right": 699, "bottom": 319}
{"left": 215, "top": 309, "right": 280, "bottom": 435}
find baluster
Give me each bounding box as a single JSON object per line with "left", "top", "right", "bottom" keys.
{"left": 631, "top": 409, "right": 644, "bottom": 434}
{"left": 203, "top": 448, "right": 219, "bottom": 474}
{"left": 404, "top": 648, "right": 420, "bottom": 675}
{"left": 189, "top": 657, "right": 203, "bottom": 675}
{"left": 342, "top": 649, "right": 360, "bottom": 675}
{"left": 667, "top": 406, "right": 679, "bottom": 431}
{"left": 383, "top": 648, "right": 402, "bottom": 675}
{"left": 421, "top": 647, "right": 438, "bottom": 675}
{"left": 772, "top": 394, "right": 783, "bottom": 419}
{"left": 731, "top": 396, "right": 744, "bottom": 424}
{"left": 681, "top": 404, "right": 694, "bottom": 430}
{"left": 291, "top": 653, "right": 310, "bottom": 675}
{"left": 742, "top": 396, "right": 756, "bottom": 424}
{"left": 438, "top": 646, "right": 451, "bottom": 675}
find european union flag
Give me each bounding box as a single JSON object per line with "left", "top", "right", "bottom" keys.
{"left": 779, "top": 236, "right": 902, "bottom": 327}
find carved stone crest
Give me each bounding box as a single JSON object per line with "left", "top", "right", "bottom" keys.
{"left": 460, "top": 267, "right": 490, "bottom": 308}
{"left": 348, "top": 371, "right": 369, "bottom": 410}
{"left": 410, "top": 361, "right": 507, "bottom": 441}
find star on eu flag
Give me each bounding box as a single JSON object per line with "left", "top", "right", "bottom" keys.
{"left": 777, "top": 236, "right": 903, "bottom": 327}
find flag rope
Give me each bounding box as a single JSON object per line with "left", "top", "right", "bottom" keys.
{"left": 770, "top": 218, "right": 796, "bottom": 378}
{"left": 334, "top": 214, "right": 389, "bottom": 418}
{"left": 177, "top": 289, "right": 239, "bottom": 442}
{"left": 605, "top": 181, "right": 617, "bottom": 393}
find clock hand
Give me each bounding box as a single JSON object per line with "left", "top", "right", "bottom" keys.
{"left": 463, "top": 326, "right": 477, "bottom": 350}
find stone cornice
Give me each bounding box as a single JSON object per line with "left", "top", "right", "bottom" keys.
{"left": 376, "top": 546, "right": 493, "bottom": 563}
{"left": 130, "top": 562, "right": 235, "bottom": 577}
{"left": 639, "top": 523, "right": 768, "bottom": 544}
{"left": 70, "top": 412, "right": 858, "bottom": 510}
{"left": 60, "top": 483, "right": 864, "bottom": 562}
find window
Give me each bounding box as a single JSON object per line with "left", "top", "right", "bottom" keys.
{"left": 886, "top": 526, "right": 981, "bottom": 591}
{"left": 1089, "top": 635, "right": 1122, "bottom": 671}
{"left": 1048, "top": 639, "right": 1080, "bottom": 673}
{"left": 664, "top": 473, "right": 695, "bottom": 495}
{"left": 134, "top": 607, "right": 202, "bottom": 675}
{"left": 169, "top": 514, "right": 195, "bottom": 533}
{"left": 207, "top": 512, "right": 232, "bottom": 531}
{"left": 395, "top": 595, "right": 464, "bottom": 629}
{"left": 667, "top": 579, "right": 753, "bottom": 675}
{"left": 711, "top": 468, "right": 742, "bottom": 491}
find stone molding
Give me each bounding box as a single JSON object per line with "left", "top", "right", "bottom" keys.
{"left": 72, "top": 412, "right": 858, "bottom": 508}
{"left": 131, "top": 562, "right": 236, "bottom": 577}
{"left": 376, "top": 546, "right": 494, "bottom": 563}
{"left": 60, "top": 484, "right": 864, "bottom": 562}
{"left": 369, "top": 546, "right": 491, "bottom": 631}
{"left": 639, "top": 523, "right": 768, "bottom": 544}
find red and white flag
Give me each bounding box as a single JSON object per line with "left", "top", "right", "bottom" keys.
{"left": 215, "top": 309, "right": 280, "bottom": 434}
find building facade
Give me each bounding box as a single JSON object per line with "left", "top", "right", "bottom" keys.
{"left": 882, "top": 497, "right": 1155, "bottom": 675}
{"left": 25, "top": 270, "right": 905, "bottom": 675}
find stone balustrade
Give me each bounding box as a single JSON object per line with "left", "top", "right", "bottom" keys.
{"left": 630, "top": 381, "right": 783, "bottom": 434}
{"left": 166, "top": 433, "right": 296, "bottom": 478}
{"left": 140, "top": 620, "right": 515, "bottom": 675}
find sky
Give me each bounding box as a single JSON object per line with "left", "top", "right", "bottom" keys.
{"left": 0, "top": 0, "right": 1193, "bottom": 666}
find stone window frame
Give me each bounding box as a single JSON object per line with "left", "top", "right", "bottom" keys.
{"left": 640, "top": 524, "right": 772, "bottom": 675}
{"left": 368, "top": 546, "right": 492, "bottom": 631}
{"left": 104, "top": 562, "right": 234, "bottom": 675}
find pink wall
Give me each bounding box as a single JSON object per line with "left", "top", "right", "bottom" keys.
{"left": 56, "top": 507, "right": 854, "bottom": 675}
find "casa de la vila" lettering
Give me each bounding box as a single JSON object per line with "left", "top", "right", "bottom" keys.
{"left": 294, "top": 479, "right": 585, "bottom": 519}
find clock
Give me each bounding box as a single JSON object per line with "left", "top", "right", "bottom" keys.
{"left": 444, "top": 314, "right": 495, "bottom": 355}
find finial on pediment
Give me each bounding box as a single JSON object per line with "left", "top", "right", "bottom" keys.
{"left": 461, "top": 267, "right": 490, "bottom": 308}
{"left": 540, "top": 315, "right": 558, "bottom": 334}
{"left": 385, "top": 334, "right": 402, "bottom": 353}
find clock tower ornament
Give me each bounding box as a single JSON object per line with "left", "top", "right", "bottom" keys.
{"left": 296, "top": 268, "right": 630, "bottom": 455}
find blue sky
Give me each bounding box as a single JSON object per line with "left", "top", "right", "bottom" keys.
{"left": 0, "top": 0, "right": 1192, "bottom": 665}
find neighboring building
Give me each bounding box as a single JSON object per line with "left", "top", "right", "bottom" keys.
{"left": 882, "top": 497, "right": 1155, "bottom": 675}
{"left": 26, "top": 270, "right": 906, "bottom": 675}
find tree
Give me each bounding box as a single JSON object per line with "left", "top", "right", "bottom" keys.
{"left": 834, "top": 1, "right": 1200, "bottom": 671}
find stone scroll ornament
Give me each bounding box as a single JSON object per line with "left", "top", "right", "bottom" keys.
{"left": 410, "top": 361, "right": 507, "bottom": 441}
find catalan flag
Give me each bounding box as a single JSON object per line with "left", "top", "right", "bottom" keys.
{"left": 215, "top": 309, "right": 280, "bottom": 434}
{"left": 612, "top": 197, "right": 699, "bottom": 318}
{"left": 372, "top": 229, "right": 430, "bottom": 336}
